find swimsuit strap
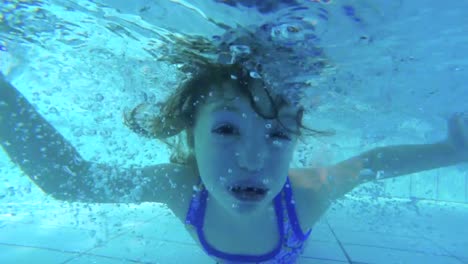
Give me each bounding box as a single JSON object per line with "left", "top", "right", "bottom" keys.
{"left": 283, "top": 177, "right": 312, "bottom": 239}
{"left": 185, "top": 179, "right": 204, "bottom": 227}
{"left": 185, "top": 177, "right": 311, "bottom": 263}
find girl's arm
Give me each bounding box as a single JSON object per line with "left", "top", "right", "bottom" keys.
{"left": 291, "top": 114, "right": 468, "bottom": 201}
{"left": 323, "top": 140, "right": 465, "bottom": 199}
{"left": 0, "top": 75, "right": 192, "bottom": 205}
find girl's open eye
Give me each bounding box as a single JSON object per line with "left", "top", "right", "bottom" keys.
{"left": 212, "top": 124, "right": 292, "bottom": 140}
{"left": 212, "top": 124, "right": 238, "bottom": 135}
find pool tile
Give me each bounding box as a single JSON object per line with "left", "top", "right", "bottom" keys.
{"left": 66, "top": 254, "right": 143, "bottom": 264}
{"left": 122, "top": 213, "right": 193, "bottom": 244}
{"left": 343, "top": 244, "right": 463, "bottom": 264}
{"left": 89, "top": 235, "right": 212, "bottom": 264}
{"left": 421, "top": 235, "right": 468, "bottom": 261}
{"left": 302, "top": 240, "right": 348, "bottom": 262}
{"left": 0, "top": 223, "right": 98, "bottom": 252}
{"left": 0, "top": 244, "right": 74, "bottom": 264}
{"left": 309, "top": 219, "right": 336, "bottom": 243}
{"left": 299, "top": 256, "right": 349, "bottom": 263}
{"left": 332, "top": 230, "right": 446, "bottom": 256}
{"left": 438, "top": 169, "right": 466, "bottom": 203}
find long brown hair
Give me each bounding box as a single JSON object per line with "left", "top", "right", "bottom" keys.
{"left": 124, "top": 62, "right": 333, "bottom": 166}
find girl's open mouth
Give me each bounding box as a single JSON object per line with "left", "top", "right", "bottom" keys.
{"left": 228, "top": 185, "right": 269, "bottom": 201}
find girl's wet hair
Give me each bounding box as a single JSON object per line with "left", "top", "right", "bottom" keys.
{"left": 124, "top": 62, "right": 333, "bottom": 165}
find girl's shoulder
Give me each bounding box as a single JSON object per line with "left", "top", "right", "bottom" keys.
{"left": 289, "top": 168, "right": 332, "bottom": 231}
{"left": 162, "top": 163, "right": 199, "bottom": 221}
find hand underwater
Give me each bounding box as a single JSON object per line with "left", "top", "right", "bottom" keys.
{"left": 447, "top": 112, "right": 468, "bottom": 160}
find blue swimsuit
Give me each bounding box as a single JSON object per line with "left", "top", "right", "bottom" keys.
{"left": 185, "top": 177, "right": 312, "bottom": 263}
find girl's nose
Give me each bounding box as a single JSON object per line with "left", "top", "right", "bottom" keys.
{"left": 236, "top": 140, "right": 266, "bottom": 172}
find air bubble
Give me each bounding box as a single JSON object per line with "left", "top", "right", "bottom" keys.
{"left": 95, "top": 93, "right": 104, "bottom": 102}
{"left": 250, "top": 71, "right": 261, "bottom": 79}
{"left": 273, "top": 140, "right": 282, "bottom": 146}
{"left": 169, "top": 179, "right": 177, "bottom": 188}
{"left": 376, "top": 170, "right": 385, "bottom": 180}
{"left": 48, "top": 107, "right": 59, "bottom": 115}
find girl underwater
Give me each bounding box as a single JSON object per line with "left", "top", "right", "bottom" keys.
{"left": 1, "top": 63, "right": 468, "bottom": 263}
{"left": 1, "top": 6, "right": 468, "bottom": 264}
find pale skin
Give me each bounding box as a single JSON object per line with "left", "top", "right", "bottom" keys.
{"left": 137, "top": 81, "right": 324, "bottom": 254}
{"left": 128, "top": 80, "right": 468, "bottom": 256}
{"left": 1, "top": 75, "right": 467, "bottom": 261}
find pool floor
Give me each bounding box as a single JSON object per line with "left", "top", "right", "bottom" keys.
{"left": 0, "top": 196, "right": 466, "bottom": 264}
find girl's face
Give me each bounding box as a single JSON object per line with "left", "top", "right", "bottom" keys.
{"left": 192, "top": 80, "right": 299, "bottom": 215}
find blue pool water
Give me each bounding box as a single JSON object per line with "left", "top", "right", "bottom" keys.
{"left": 0, "top": 0, "right": 467, "bottom": 263}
